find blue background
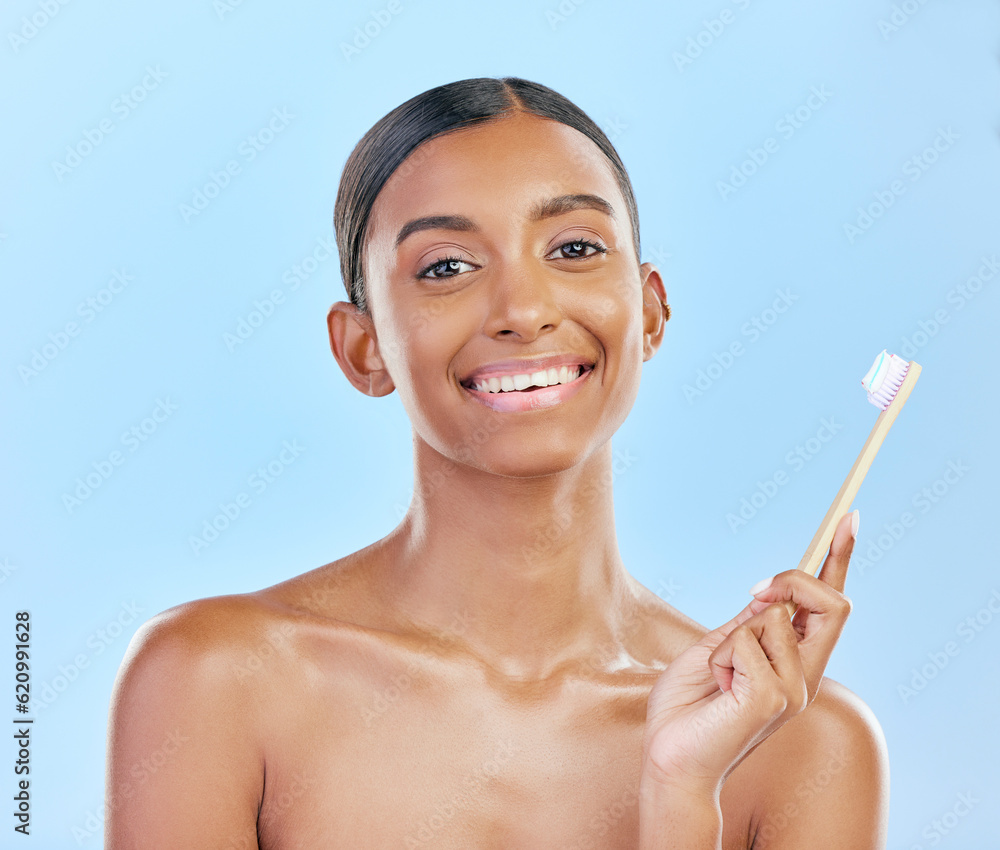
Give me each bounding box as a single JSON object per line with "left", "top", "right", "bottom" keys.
{"left": 2, "top": 0, "right": 998, "bottom": 846}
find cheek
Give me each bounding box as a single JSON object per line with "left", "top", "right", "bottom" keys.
{"left": 592, "top": 290, "right": 646, "bottom": 408}
{"left": 589, "top": 285, "right": 644, "bottom": 362}
{"left": 375, "top": 294, "right": 451, "bottom": 377}
{"left": 382, "top": 304, "right": 465, "bottom": 416}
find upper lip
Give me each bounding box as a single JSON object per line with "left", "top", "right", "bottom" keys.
{"left": 460, "top": 354, "right": 595, "bottom": 387}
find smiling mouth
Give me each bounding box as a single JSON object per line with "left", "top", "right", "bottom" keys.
{"left": 462, "top": 364, "right": 594, "bottom": 394}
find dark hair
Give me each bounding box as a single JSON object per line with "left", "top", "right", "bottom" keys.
{"left": 333, "top": 76, "right": 642, "bottom": 315}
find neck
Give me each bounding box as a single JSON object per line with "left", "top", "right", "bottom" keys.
{"left": 370, "top": 438, "right": 642, "bottom": 682}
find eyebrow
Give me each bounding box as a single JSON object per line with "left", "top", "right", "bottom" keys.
{"left": 393, "top": 193, "right": 616, "bottom": 248}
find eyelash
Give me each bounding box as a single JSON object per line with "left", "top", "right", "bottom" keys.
{"left": 416, "top": 239, "right": 608, "bottom": 280}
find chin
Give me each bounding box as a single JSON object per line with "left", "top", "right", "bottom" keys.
{"left": 471, "top": 435, "right": 610, "bottom": 480}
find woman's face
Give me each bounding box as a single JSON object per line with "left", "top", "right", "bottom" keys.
{"left": 354, "top": 110, "right": 666, "bottom": 478}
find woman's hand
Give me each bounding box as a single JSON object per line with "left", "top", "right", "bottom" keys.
{"left": 640, "top": 510, "right": 859, "bottom": 800}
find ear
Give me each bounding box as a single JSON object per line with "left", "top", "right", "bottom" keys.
{"left": 639, "top": 263, "right": 669, "bottom": 362}
{"left": 326, "top": 302, "right": 396, "bottom": 397}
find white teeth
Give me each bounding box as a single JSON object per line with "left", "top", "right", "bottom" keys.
{"left": 470, "top": 365, "right": 587, "bottom": 393}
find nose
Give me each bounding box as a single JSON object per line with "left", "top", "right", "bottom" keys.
{"left": 483, "top": 257, "right": 562, "bottom": 342}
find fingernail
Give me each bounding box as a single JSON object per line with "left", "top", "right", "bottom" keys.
{"left": 749, "top": 576, "right": 774, "bottom": 596}
{"left": 851, "top": 509, "right": 860, "bottom": 539}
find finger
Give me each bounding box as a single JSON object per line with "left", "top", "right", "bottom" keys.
{"left": 707, "top": 619, "right": 782, "bottom": 698}
{"left": 815, "top": 509, "right": 859, "bottom": 594}
{"left": 705, "top": 524, "right": 856, "bottom": 647}
{"left": 720, "top": 605, "right": 808, "bottom": 709}
{"left": 751, "top": 604, "right": 807, "bottom": 704}
{"left": 749, "top": 570, "right": 852, "bottom": 692}
{"left": 752, "top": 569, "right": 853, "bottom": 627}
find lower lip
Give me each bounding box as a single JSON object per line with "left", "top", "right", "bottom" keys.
{"left": 462, "top": 368, "right": 593, "bottom": 412}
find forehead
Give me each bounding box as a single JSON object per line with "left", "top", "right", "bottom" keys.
{"left": 367, "top": 112, "right": 624, "bottom": 242}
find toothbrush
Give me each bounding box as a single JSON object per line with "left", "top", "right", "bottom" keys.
{"left": 783, "top": 350, "right": 922, "bottom": 616}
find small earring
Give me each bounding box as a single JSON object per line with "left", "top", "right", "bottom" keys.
{"left": 662, "top": 300, "right": 671, "bottom": 322}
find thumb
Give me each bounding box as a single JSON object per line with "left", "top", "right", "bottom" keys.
{"left": 816, "top": 509, "right": 859, "bottom": 594}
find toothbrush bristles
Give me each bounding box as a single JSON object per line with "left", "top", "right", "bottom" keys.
{"left": 861, "top": 350, "right": 909, "bottom": 411}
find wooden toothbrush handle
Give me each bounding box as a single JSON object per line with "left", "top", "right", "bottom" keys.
{"left": 782, "top": 361, "right": 922, "bottom": 616}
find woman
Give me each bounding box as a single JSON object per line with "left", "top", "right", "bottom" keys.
{"left": 105, "top": 77, "right": 888, "bottom": 848}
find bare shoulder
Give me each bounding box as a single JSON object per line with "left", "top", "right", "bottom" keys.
{"left": 105, "top": 592, "right": 300, "bottom": 848}
{"left": 124, "top": 591, "right": 281, "bottom": 657}
{"left": 113, "top": 591, "right": 298, "bottom": 703}
{"left": 113, "top": 552, "right": 371, "bottom": 708}
{"left": 727, "top": 677, "right": 890, "bottom": 849}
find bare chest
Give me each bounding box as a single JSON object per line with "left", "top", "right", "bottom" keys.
{"left": 256, "top": 648, "right": 652, "bottom": 849}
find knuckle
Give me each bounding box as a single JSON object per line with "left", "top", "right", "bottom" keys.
{"left": 763, "top": 604, "right": 789, "bottom": 625}
{"left": 837, "top": 594, "right": 854, "bottom": 617}
{"left": 769, "top": 692, "right": 788, "bottom": 717}
{"left": 732, "top": 624, "right": 752, "bottom": 643}
{"left": 788, "top": 682, "right": 808, "bottom": 714}
{"left": 775, "top": 569, "right": 798, "bottom": 585}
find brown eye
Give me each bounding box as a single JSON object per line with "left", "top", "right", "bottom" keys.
{"left": 418, "top": 257, "right": 475, "bottom": 280}
{"left": 549, "top": 239, "right": 607, "bottom": 260}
